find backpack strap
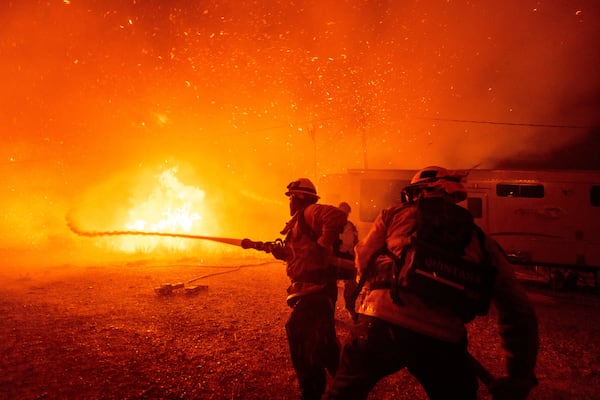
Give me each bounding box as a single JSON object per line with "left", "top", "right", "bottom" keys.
{"left": 281, "top": 208, "right": 319, "bottom": 243}
{"left": 386, "top": 245, "right": 410, "bottom": 305}
{"left": 296, "top": 207, "right": 319, "bottom": 242}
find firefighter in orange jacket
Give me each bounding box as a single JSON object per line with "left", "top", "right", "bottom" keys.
{"left": 325, "top": 166, "right": 539, "bottom": 400}
{"left": 271, "top": 178, "right": 348, "bottom": 400}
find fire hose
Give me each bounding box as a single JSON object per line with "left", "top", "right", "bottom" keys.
{"left": 67, "top": 219, "right": 245, "bottom": 246}
{"left": 67, "top": 221, "right": 494, "bottom": 387}
{"left": 66, "top": 221, "right": 356, "bottom": 280}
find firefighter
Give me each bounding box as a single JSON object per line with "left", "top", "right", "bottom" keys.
{"left": 325, "top": 166, "right": 539, "bottom": 400}
{"left": 271, "top": 178, "right": 348, "bottom": 400}
{"left": 335, "top": 201, "right": 360, "bottom": 320}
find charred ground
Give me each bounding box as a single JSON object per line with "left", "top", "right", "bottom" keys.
{"left": 1, "top": 258, "right": 599, "bottom": 400}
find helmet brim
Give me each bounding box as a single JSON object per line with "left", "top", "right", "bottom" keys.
{"left": 285, "top": 190, "right": 319, "bottom": 199}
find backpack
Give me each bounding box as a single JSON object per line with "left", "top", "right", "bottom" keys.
{"left": 389, "top": 197, "right": 497, "bottom": 322}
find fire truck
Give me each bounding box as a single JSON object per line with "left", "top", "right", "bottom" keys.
{"left": 318, "top": 168, "right": 600, "bottom": 289}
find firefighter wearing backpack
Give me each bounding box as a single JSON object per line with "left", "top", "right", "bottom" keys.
{"left": 271, "top": 178, "right": 348, "bottom": 400}
{"left": 325, "top": 166, "right": 539, "bottom": 400}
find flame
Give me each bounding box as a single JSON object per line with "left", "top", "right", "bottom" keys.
{"left": 117, "top": 166, "right": 205, "bottom": 253}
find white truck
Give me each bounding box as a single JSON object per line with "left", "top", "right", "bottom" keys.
{"left": 318, "top": 168, "right": 600, "bottom": 288}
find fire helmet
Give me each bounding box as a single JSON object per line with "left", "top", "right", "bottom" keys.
{"left": 403, "top": 166, "right": 467, "bottom": 203}
{"left": 338, "top": 201, "right": 351, "bottom": 214}
{"left": 285, "top": 178, "right": 319, "bottom": 199}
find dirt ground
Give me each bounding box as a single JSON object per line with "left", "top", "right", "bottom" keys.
{"left": 1, "top": 257, "right": 599, "bottom": 400}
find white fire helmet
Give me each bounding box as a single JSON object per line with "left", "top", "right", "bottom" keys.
{"left": 285, "top": 178, "right": 319, "bottom": 199}
{"left": 405, "top": 166, "right": 467, "bottom": 203}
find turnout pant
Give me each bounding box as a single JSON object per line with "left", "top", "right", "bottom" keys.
{"left": 325, "top": 315, "right": 478, "bottom": 400}
{"left": 286, "top": 293, "right": 340, "bottom": 400}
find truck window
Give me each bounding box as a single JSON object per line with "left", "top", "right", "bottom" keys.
{"left": 592, "top": 185, "right": 600, "bottom": 207}
{"left": 359, "top": 179, "right": 408, "bottom": 222}
{"left": 496, "top": 184, "right": 544, "bottom": 198}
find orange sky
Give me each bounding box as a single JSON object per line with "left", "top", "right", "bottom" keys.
{"left": 1, "top": 0, "right": 599, "bottom": 266}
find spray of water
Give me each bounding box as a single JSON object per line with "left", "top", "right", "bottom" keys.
{"left": 65, "top": 212, "right": 243, "bottom": 247}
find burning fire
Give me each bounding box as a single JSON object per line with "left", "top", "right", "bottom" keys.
{"left": 117, "top": 166, "right": 206, "bottom": 253}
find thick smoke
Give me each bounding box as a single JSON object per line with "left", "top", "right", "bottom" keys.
{"left": 1, "top": 1, "right": 599, "bottom": 266}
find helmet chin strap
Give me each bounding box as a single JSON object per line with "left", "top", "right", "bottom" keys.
{"left": 280, "top": 211, "right": 299, "bottom": 235}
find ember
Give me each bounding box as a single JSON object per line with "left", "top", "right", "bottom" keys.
{"left": 0, "top": 2, "right": 599, "bottom": 399}
{"left": 2, "top": 1, "right": 599, "bottom": 267}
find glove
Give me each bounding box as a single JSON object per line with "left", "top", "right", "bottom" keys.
{"left": 270, "top": 245, "right": 289, "bottom": 261}
{"left": 489, "top": 376, "right": 537, "bottom": 400}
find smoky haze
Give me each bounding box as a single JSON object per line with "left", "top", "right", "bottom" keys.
{"left": 1, "top": 1, "right": 599, "bottom": 267}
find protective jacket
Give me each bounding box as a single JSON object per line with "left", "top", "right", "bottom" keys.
{"left": 282, "top": 203, "right": 347, "bottom": 299}
{"left": 356, "top": 201, "right": 539, "bottom": 380}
